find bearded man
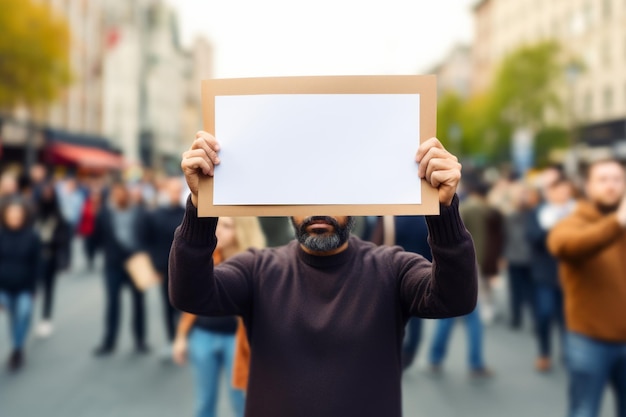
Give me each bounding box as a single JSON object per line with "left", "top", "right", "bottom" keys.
{"left": 548, "top": 159, "right": 626, "bottom": 417}
{"left": 169, "top": 131, "right": 477, "bottom": 417}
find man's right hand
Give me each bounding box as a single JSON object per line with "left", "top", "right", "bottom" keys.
{"left": 181, "top": 131, "right": 221, "bottom": 207}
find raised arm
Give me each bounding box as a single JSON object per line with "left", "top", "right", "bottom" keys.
{"left": 397, "top": 197, "right": 478, "bottom": 318}
{"left": 400, "top": 138, "right": 478, "bottom": 318}
{"left": 547, "top": 211, "right": 623, "bottom": 261}
{"left": 168, "top": 131, "right": 252, "bottom": 316}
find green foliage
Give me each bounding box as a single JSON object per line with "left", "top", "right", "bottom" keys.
{"left": 489, "top": 41, "right": 565, "bottom": 129}
{"left": 0, "top": 0, "right": 72, "bottom": 109}
{"left": 437, "top": 41, "right": 574, "bottom": 166}
{"left": 436, "top": 91, "right": 464, "bottom": 150}
{"left": 533, "top": 127, "right": 569, "bottom": 167}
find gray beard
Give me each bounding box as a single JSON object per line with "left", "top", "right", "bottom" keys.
{"left": 292, "top": 216, "right": 355, "bottom": 252}
{"left": 299, "top": 233, "right": 342, "bottom": 252}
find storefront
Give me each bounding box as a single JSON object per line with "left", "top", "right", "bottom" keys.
{"left": 0, "top": 116, "right": 124, "bottom": 173}
{"left": 579, "top": 118, "right": 626, "bottom": 158}
{"left": 43, "top": 128, "right": 124, "bottom": 171}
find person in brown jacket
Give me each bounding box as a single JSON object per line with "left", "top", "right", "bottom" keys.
{"left": 547, "top": 158, "right": 626, "bottom": 417}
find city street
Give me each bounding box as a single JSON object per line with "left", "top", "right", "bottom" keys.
{"left": 0, "top": 243, "right": 615, "bottom": 417}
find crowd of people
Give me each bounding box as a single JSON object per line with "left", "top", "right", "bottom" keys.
{"left": 0, "top": 165, "right": 189, "bottom": 368}
{"left": 1, "top": 151, "right": 625, "bottom": 417}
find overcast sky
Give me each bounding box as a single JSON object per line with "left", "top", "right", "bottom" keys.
{"left": 166, "top": 0, "right": 475, "bottom": 78}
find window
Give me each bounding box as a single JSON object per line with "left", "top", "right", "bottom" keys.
{"left": 604, "top": 87, "right": 614, "bottom": 114}
{"left": 602, "top": 39, "right": 611, "bottom": 67}
{"left": 583, "top": 92, "right": 593, "bottom": 118}
{"left": 603, "top": 0, "right": 612, "bottom": 19}
{"left": 584, "top": 1, "right": 593, "bottom": 27}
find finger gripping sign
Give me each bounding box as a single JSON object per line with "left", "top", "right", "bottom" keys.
{"left": 198, "top": 75, "right": 439, "bottom": 217}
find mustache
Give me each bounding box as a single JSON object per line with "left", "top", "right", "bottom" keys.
{"left": 300, "top": 216, "right": 340, "bottom": 229}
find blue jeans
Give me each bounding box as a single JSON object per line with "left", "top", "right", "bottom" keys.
{"left": 188, "top": 328, "right": 245, "bottom": 417}
{"left": 0, "top": 291, "right": 34, "bottom": 349}
{"left": 507, "top": 264, "right": 534, "bottom": 328}
{"left": 566, "top": 332, "right": 626, "bottom": 417}
{"left": 429, "top": 306, "right": 485, "bottom": 370}
{"left": 534, "top": 283, "right": 564, "bottom": 358}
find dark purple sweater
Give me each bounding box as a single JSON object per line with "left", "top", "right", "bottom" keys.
{"left": 169, "top": 195, "right": 477, "bottom": 417}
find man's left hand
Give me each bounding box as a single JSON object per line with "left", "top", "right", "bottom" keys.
{"left": 415, "top": 137, "right": 462, "bottom": 206}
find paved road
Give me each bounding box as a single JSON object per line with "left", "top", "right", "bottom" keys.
{"left": 0, "top": 244, "right": 615, "bottom": 417}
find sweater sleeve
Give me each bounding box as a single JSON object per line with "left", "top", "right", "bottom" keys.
{"left": 397, "top": 194, "right": 478, "bottom": 318}
{"left": 168, "top": 197, "right": 253, "bottom": 316}
{"left": 547, "top": 212, "right": 623, "bottom": 261}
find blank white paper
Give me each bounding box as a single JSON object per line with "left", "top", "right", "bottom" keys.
{"left": 213, "top": 94, "right": 421, "bottom": 205}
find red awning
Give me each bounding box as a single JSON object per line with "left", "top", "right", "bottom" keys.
{"left": 47, "top": 142, "right": 124, "bottom": 170}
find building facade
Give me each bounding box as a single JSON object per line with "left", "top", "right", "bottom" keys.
{"left": 472, "top": 0, "right": 626, "bottom": 131}
{"left": 429, "top": 44, "right": 472, "bottom": 99}
{"left": 102, "top": 0, "right": 211, "bottom": 170}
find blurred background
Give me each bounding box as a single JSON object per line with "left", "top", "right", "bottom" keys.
{"left": 0, "top": 0, "right": 624, "bottom": 416}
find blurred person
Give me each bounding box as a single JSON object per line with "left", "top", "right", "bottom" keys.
{"left": 0, "top": 197, "right": 42, "bottom": 371}
{"left": 504, "top": 182, "right": 539, "bottom": 329}
{"left": 137, "top": 168, "right": 157, "bottom": 208}
{"left": 173, "top": 216, "right": 266, "bottom": 417}
{"left": 56, "top": 177, "right": 85, "bottom": 231}
{"left": 92, "top": 181, "right": 148, "bottom": 356}
{"left": 77, "top": 187, "right": 103, "bottom": 271}
{"left": 143, "top": 177, "right": 186, "bottom": 359}
{"left": 33, "top": 182, "right": 71, "bottom": 338}
{"left": 28, "top": 163, "right": 49, "bottom": 204}
{"left": 257, "top": 217, "right": 293, "bottom": 247}
{"left": 169, "top": 132, "right": 477, "bottom": 417}
{"left": 461, "top": 179, "right": 504, "bottom": 324}
{"left": 548, "top": 159, "right": 626, "bottom": 417}
{"left": 427, "top": 305, "right": 492, "bottom": 378}
{"left": 527, "top": 170, "right": 575, "bottom": 372}
{"left": 427, "top": 179, "right": 493, "bottom": 379}
{"left": 0, "top": 171, "right": 19, "bottom": 206}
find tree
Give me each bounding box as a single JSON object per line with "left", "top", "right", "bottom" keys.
{"left": 436, "top": 41, "right": 577, "bottom": 168}
{"left": 488, "top": 41, "right": 565, "bottom": 131}
{"left": 0, "top": 0, "right": 72, "bottom": 110}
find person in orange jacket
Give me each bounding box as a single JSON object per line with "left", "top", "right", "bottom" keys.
{"left": 172, "top": 216, "right": 265, "bottom": 417}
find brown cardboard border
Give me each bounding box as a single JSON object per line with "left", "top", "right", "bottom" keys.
{"left": 198, "top": 75, "right": 439, "bottom": 217}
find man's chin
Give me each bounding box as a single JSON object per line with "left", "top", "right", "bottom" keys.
{"left": 298, "top": 231, "right": 344, "bottom": 251}
{"left": 595, "top": 201, "right": 620, "bottom": 213}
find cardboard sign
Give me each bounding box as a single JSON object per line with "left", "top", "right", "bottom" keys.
{"left": 198, "top": 75, "right": 439, "bottom": 216}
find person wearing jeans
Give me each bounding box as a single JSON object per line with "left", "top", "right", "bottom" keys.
{"left": 548, "top": 159, "right": 626, "bottom": 417}
{"left": 0, "top": 198, "right": 41, "bottom": 371}
{"left": 173, "top": 216, "right": 266, "bottom": 417}
{"left": 426, "top": 179, "right": 493, "bottom": 379}
{"left": 503, "top": 183, "right": 538, "bottom": 330}
{"left": 92, "top": 182, "right": 148, "bottom": 356}
{"left": 0, "top": 292, "right": 34, "bottom": 365}
{"left": 429, "top": 305, "right": 488, "bottom": 375}
{"left": 565, "top": 332, "right": 626, "bottom": 417}
{"left": 534, "top": 282, "right": 564, "bottom": 362}
{"left": 188, "top": 327, "right": 245, "bottom": 417}
{"left": 527, "top": 170, "right": 574, "bottom": 372}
